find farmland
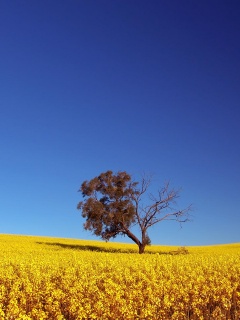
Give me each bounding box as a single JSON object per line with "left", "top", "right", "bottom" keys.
{"left": 0, "top": 234, "right": 239, "bottom": 319}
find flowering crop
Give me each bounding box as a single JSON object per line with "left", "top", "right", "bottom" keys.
{"left": 0, "top": 234, "right": 239, "bottom": 319}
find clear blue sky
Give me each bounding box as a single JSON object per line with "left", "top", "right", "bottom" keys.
{"left": 1, "top": 1, "right": 239, "bottom": 246}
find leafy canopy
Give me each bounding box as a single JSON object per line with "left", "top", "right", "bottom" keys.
{"left": 78, "top": 171, "right": 139, "bottom": 240}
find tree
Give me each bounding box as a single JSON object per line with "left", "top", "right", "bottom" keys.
{"left": 77, "top": 170, "right": 191, "bottom": 254}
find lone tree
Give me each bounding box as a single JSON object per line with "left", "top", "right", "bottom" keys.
{"left": 77, "top": 170, "right": 191, "bottom": 254}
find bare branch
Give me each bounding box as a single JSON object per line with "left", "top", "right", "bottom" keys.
{"left": 133, "top": 180, "right": 192, "bottom": 232}
{"left": 145, "top": 206, "right": 192, "bottom": 229}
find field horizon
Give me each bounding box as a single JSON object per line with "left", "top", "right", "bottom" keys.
{"left": 1, "top": 233, "right": 239, "bottom": 251}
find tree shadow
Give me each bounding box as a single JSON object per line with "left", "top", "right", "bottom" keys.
{"left": 36, "top": 241, "right": 185, "bottom": 255}
{"left": 36, "top": 242, "right": 138, "bottom": 253}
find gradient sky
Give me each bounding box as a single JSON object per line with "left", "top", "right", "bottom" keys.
{"left": 1, "top": 1, "right": 240, "bottom": 246}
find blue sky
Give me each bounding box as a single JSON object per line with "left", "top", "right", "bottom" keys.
{"left": 1, "top": 0, "right": 239, "bottom": 246}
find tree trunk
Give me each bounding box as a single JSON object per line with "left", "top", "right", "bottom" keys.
{"left": 138, "top": 229, "right": 147, "bottom": 254}
{"left": 138, "top": 243, "right": 146, "bottom": 254}
{"left": 123, "top": 227, "right": 149, "bottom": 254}
{"left": 123, "top": 228, "right": 146, "bottom": 254}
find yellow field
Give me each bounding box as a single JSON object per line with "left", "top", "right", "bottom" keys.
{"left": 0, "top": 234, "right": 239, "bottom": 320}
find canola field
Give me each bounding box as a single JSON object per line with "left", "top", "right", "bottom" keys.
{"left": 0, "top": 234, "right": 239, "bottom": 320}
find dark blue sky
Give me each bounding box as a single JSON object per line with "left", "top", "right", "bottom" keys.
{"left": 1, "top": 1, "right": 239, "bottom": 245}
